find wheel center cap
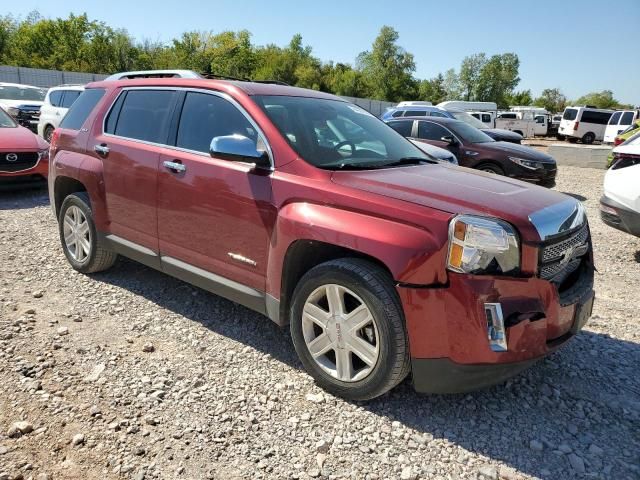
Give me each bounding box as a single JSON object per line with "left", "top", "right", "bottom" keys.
{"left": 327, "top": 316, "right": 346, "bottom": 349}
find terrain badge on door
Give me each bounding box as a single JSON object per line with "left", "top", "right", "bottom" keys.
{"left": 228, "top": 252, "right": 257, "bottom": 267}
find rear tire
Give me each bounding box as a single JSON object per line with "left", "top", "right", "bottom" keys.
{"left": 476, "top": 163, "right": 505, "bottom": 175}
{"left": 290, "top": 258, "right": 410, "bottom": 401}
{"left": 581, "top": 132, "right": 595, "bottom": 144}
{"left": 58, "top": 192, "right": 118, "bottom": 273}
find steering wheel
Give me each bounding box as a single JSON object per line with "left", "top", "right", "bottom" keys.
{"left": 333, "top": 140, "right": 356, "bottom": 155}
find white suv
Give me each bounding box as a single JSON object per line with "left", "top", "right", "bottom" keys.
{"left": 37, "top": 85, "right": 84, "bottom": 142}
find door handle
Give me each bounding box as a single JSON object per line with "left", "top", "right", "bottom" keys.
{"left": 94, "top": 144, "right": 109, "bottom": 157}
{"left": 163, "top": 160, "right": 186, "bottom": 173}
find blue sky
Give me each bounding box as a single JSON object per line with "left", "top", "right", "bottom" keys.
{"left": 8, "top": 0, "right": 640, "bottom": 104}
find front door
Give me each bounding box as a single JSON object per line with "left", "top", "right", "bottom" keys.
{"left": 157, "top": 90, "right": 275, "bottom": 291}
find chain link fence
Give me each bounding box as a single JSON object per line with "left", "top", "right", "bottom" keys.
{"left": 0, "top": 66, "right": 396, "bottom": 117}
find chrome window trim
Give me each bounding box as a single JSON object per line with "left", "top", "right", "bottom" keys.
{"left": 101, "top": 86, "right": 274, "bottom": 171}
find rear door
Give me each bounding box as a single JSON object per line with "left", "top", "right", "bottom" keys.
{"left": 157, "top": 90, "right": 275, "bottom": 291}
{"left": 604, "top": 112, "right": 622, "bottom": 143}
{"left": 97, "top": 88, "right": 179, "bottom": 253}
{"left": 559, "top": 108, "right": 579, "bottom": 136}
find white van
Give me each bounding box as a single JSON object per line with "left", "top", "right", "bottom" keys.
{"left": 604, "top": 110, "right": 639, "bottom": 144}
{"left": 37, "top": 84, "right": 84, "bottom": 142}
{"left": 558, "top": 106, "right": 614, "bottom": 144}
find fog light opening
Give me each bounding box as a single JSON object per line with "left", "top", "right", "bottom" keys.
{"left": 485, "top": 303, "right": 508, "bottom": 352}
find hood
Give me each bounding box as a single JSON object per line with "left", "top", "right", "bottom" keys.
{"left": 485, "top": 141, "right": 556, "bottom": 162}
{"left": 482, "top": 128, "right": 522, "bottom": 142}
{"left": 0, "top": 100, "right": 45, "bottom": 109}
{"left": 0, "top": 125, "right": 48, "bottom": 150}
{"left": 331, "top": 164, "right": 576, "bottom": 242}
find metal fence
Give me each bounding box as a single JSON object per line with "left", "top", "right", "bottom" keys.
{"left": 0, "top": 66, "right": 396, "bottom": 116}
{"left": 0, "top": 66, "right": 108, "bottom": 88}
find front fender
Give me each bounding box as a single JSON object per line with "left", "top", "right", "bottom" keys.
{"left": 266, "top": 202, "right": 450, "bottom": 298}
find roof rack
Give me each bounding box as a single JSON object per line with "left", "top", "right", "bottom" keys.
{"left": 199, "top": 73, "right": 290, "bottom": 86}
{"left": 252, "top": 80, "right": 290, "bottom": 86}
{"left": 104, "top": 70, "right": 203, "bottom": 81}
{"left": 52, "top": 84, "right": 85, "bottom": 88}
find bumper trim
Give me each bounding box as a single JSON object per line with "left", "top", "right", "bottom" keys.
{"left": 411, "top": 357, "right": 540, "bottom": 394}
{"left": 600, "top": 195, "right": 640, "bottom": 237}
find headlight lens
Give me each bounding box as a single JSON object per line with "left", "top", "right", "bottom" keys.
{"left": 509, "top": 156, "right": 543, "bottom": 170}
{"left": 6, "top": 106, "right": 19, "bottom": 117}
{"left": 38, "top": 149, "right": 49, "bottom": 160}
{"left": 447, "top": 215, "right": 520, "bottom": 275}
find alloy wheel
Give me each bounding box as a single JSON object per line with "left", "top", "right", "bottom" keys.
{"left": 63, "top": 205, "right": 91, "bottom": 262}
{"left": 301, "top": 284, "right": 380, "bottom": 382}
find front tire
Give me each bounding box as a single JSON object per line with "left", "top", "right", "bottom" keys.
{"left": 476, "top": 163, "right": 505, "bottom": 175}
{"left": 58, "top": 193, "right": 118, "bottom": 273}
{"left": 290, "top": 259, "right": 410, "bottom": 401}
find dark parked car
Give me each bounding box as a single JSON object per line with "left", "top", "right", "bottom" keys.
{"left": 48, "top": 75, "right": 593, "bottom": 400}
{"left": 387, "top": 117, "right": 557, "bottom": 187}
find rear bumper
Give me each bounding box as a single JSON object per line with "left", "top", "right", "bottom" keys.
{"left": 600, "top": 195, "right": 640, "bottom": 237}
{"left": 401, "top": 265, "right": 594, "bottom": 394}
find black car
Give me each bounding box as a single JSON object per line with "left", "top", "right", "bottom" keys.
{"left": 387, "top": 116, "right": 557, "bottom": 188}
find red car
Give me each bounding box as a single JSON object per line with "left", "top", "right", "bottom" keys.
{"left": 0, "top": 107, "right": 49, "bottom": 189}
{"left": 48, "top": 76, "right": 594, "bottom": 400}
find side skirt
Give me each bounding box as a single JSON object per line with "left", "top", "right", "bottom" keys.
{"left": 98, "top": 233, "right": 282, "bottom": 323}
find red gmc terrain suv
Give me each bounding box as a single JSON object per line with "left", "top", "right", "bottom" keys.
{"left": 49, "top": 77, "right": 595, "bottom": 400}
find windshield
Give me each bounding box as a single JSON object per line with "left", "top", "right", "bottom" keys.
{"left": 254, "top": 95, "right": 432, "bottom": 169}
{"left": 563, "top": 108, "right": 578, "bottom": 121}
{"left": 0, "top": 85, "right": 46, "bottom": 102}
{"left": 448, "top": 121, "right": 495, "bottom": 144}
{"left": 0, "top": 108, "right": 17, "bottom": 127}
{"left": 451, "top": 111, "right": 486, "bottom": 129}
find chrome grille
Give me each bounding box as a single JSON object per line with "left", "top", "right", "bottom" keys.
{"left": 540, "top": 224, "right": 590, "bottom": 282}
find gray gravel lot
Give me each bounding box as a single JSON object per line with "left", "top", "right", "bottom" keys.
{"left": 0, "top": 166, "right": 638, "bottom": 480}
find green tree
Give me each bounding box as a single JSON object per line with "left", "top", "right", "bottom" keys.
{"left": 505, "top": 89, "right": 533, "bottom": 107}
{"left": 534, "top": 88, "right": 567, "bottom": 113}
{"left": 573, "top": 90, "right": 622, "bottom": 109}
{"left": 356, "top": 26, "right": 417, "bottom": 101}
{"left": 208, "top": 30, "right": 256, "bottom": 79}
{"left": 475, "top": 53, "right": 520, "bottom": 108}
{"left": 442, "top": 68, "right": 461, "bottom": 100}
{"left": 419, "top": 74, "right": 447, "bottom": 104}
{"left": 458, "top": 53, "right": 486, "bottom": 101}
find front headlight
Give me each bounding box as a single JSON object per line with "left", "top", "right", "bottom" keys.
{"left": 447, "top": 215, "right": 520, "bottom": 275}
{"left": 509, "top": 156, "right": 543, "bottom": 170}
{"left": 6, "top": 106, "right": 19, "bottom": 117}
{"left": 38, "top": 149, "right": 49, "bottom": 161}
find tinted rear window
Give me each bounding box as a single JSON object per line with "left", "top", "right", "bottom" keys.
{"left": 403, "top": 110, "right": 427, "bottom": 117}
{"left": 49, "top": 90, "right": 63, "bottom": 107}
{"left": 620, "top": 111, "right": 635, "bottom": 125}
{"left": 60, "top": 88, "right": 105, "bottom": 130}
{"left": 563, "top": 108, "right": 578, "bottom": 121}
{"left": 609, "top": 112, "right": 622, "bottom": 125}
{"left": 61, "top": 90, "right": 82, "bottom": 108}
{"left": 387, "top": 120, "right": 413, "bottom": 137}
{"left": 112, "top": 90, "right": 176, "bottom": 143}
{"left": 580, "top": 110, "right": 612, "bottom": 125}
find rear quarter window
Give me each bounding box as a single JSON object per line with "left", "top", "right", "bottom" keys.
{"left": 562, "top": 108, "right": 578, "bottom": 121}
{"left": 59, "top": 89, "right": 105, "bottom": 130}
{"left": 49, "top": 90, "right": 63, "bottom": 107}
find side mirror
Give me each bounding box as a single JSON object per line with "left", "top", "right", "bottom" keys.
{"left": 441, "top": 135, "right": 457, "bottom": 146}
{"left": 210, "top": 134, "right": 271, "bottom": 170}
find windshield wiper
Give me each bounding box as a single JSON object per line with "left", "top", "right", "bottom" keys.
{"left": 374, "top": 157, "right": 437, "bottom": 168}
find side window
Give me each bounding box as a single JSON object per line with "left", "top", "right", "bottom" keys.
{"left": 482, "top": 113, "right": 491, "bottom": 123}
{"left": 609, "top": 111, "right": 622, "bottom": 125}
{"left": 430, "top": 111, "right": 447, "bottom": 117}
{"left": 391, "top": 110, "right": 403, "bottom": 118}
{"left": 49, "top": 90, "right": 63, "bottom": 107}
{"left": 113, "top": 90, "right": 176, "bottom": 143}
{"left": 403, "top": 110, "right": 427, "bottom": 117}
{"left": 105, "top": 91, "right": 127, "bottom": 134}
{"left": 620, "top": 111, "right": 634, "bottom": 125}
{"left": 580, "top": 110, "right": 612, "bottom": 125}
{"left": 471, "top": 113, "right": 480, "bottom": 120}
{"left": 59, "top": 88, "right": 106, "bottom": 130}
{"left": 388, "top": 120, "right": 413, "bottom": 137}
{"left": 60, "top": 90, "right": 81, "bottom": 108}
{"left": 417, "top": 121, "right": 450, "bottom": 141}
{"left": 176, "top": 92, "right": 257, "bottom": 153}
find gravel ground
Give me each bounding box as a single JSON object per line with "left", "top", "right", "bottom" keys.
{"left": 0, "top": 166, "right": 638, "bottom": 480}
